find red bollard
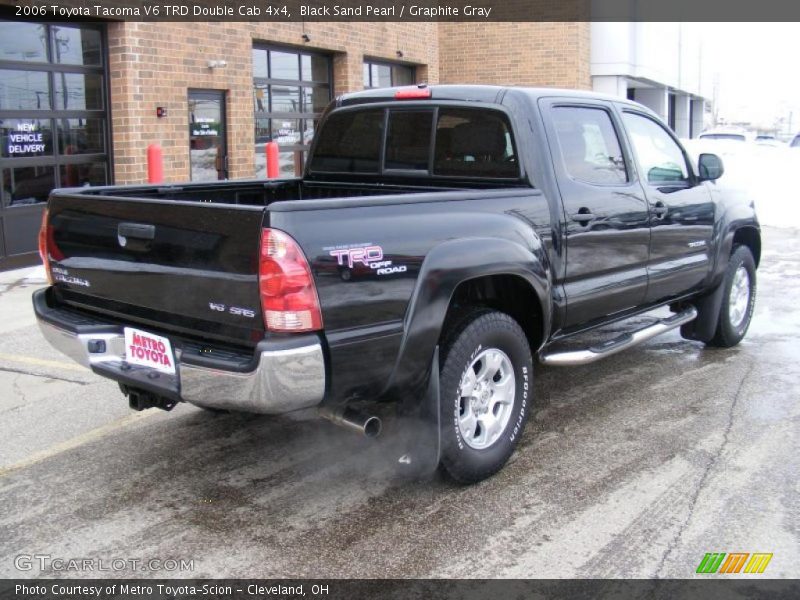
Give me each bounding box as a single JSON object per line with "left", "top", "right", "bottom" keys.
{"left": 147, "top": 143, "right": 163, "bottom": 184}
{"left": 266, "top": 142, "right": 279, "bottom": 179}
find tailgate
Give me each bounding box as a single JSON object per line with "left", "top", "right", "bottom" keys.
{"left": 47, "top": 191, "right": 266, "bottom": 346}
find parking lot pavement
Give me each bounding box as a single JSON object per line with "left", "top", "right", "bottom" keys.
{"left": 1, "top": 227, "right": 798, "bottom": 579}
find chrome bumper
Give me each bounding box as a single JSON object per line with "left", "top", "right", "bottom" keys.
{"left": 35, "top": 301, "right": 326, "bottom": 415}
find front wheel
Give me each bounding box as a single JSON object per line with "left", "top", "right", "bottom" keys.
{"left": 707, "top": 245, "right": 757, "bottom": 347}
{"left": 438, "top": 309, "right": 533, "bottom": 483}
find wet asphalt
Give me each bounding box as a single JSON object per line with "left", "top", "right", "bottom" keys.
{"left": 0, "top": 226, "right": 798, "bottom": 579}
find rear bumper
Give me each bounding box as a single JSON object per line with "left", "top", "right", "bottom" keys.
{"left": 33, "top": 288, "right": 326, "bottom": 414}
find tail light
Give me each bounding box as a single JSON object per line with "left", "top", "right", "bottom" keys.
{"left": 259, "top": 228, "right": 322, "bottom": 332}
{"left": 38, "top": 209, "right": 54, "bottom": 285}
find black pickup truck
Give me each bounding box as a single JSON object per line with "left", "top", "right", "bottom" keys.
{"left": 34, "top": 85, "right": 759, "bottom": 482}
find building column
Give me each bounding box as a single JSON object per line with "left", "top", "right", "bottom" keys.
{"left": 633, "top": 87, "right": 668, "bottom": 122}
{"left": 673, "top": 94, "right": 691, "bottom": 138}
{"left": 592, "top": 75, "right": 628, "bottom": 99}
{"left": 333, "top": 52, "right": 365, "bottom": 94}
{"left": 690, "top": 99, "right": 705, "bottom": 138}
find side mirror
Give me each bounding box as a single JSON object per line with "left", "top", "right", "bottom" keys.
{"left": 698, "top": 153, "right": 724, "bottom": 181}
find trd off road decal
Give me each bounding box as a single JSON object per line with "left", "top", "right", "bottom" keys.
{"left": 325, "top": 243, "right": 407, "bottom": 276}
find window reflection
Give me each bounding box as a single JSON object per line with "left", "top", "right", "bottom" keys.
{"left": 363, "top": 60, "right": 415, "bottom": 88}
{"left": 54, "top": 73, "right": 103, "bottom": 111}
{"left": 0, "top": 70, "right": 50, "bottom": 110}
{"left": 300, "top": 54, "right": 329, "bottom": 82}
{"left": 58, "top": 118, "right": 104, "bottom": 154}
{"left": 0, "top": 22, "right": 48, "bottom": 62}
{"left": 270, "top": 51, "right": 299, "bottom": 80}
{"left": 252, "top": 48, "right": 268, "bottom": 78}
{"left": 371, "top": 64, "right": 392, "bottom": 88}
{"left": 51, "top": 26, "right": 102, "bottom": 66}
{"left": 270, "top": 86, "right": 301, "bottom": 113}
{"left": 302, "top": 87, "right": 329, "bottom": 113}
{"left": 59, "top": 162, "right": 106, "bottom": 188}
{"left": 272, "top": 118, "right": 301, "bottom": 145}
{"left": 253, "top": 83, "right": 267, "bottom": 113}
{"left": 3, "top": 166, "right": 55, "bottom": 206}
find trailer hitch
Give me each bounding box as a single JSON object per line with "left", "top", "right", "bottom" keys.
{"left": 120, "top": 384, "right": 178, "bottom": 412}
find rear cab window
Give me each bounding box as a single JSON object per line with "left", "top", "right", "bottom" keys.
{"left": 309, "top": 105, "right": 520, "bottom": 180}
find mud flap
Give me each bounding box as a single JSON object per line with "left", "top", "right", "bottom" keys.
{"left": 391, "top": 346, "right": 442, "bottom": 478}
{"left": 681, "top": 279, "right": 725, "bottom": 342}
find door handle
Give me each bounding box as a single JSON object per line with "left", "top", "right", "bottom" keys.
{"left": 652, "top": 202, "right": 668, "bottom": 218}
{"left": 117, "top": 222, "right": 155, "bottom": 250}
{"left": 571, "top": 209, "right": 595, "bottom": 224}
{"left": 118, "top": 222, "right": 155, "bottom": 240}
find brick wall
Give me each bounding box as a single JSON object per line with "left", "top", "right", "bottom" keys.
{"left": 107, "top": 21, "right": 440, "bottom": 183}
{"left": 438, "top": 22, "right": 590, "bottom": 89}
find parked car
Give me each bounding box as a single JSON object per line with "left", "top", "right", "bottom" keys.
{"left": 698, "top": 128, "right": 751, "bottom": 142}
{"left": 34, "top": 85, "right": 759, "bottom": 482}
{"left": 754, "top": 134, "right": 784, "bottom": 147}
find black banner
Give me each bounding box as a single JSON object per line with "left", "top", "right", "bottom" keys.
{"left": 2, "top": 0, "right": 800, "bottom": 22}
{"left": 2, "top": 579, "right": 800, "bottom": 600}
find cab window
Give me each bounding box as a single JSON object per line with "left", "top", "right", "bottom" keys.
{"left": 433, "top": 108, "right": 519, "bottom": 178}
{"left": 623, "top": 112, "right": 690, "bottom": 184}
{"left": 551, "top": 106, "right": 628, "bottom": 185}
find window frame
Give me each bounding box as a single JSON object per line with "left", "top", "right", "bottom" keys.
{"left": 621, "top": 108, "right": 696, "bottom": 188}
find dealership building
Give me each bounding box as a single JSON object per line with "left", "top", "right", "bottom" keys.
{"left": 0, "top": 17, "right": 708, "bottom": 267}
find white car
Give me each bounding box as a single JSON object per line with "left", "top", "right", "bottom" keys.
{"left": 698, "top": 129, "right": 751, "bottom": 143}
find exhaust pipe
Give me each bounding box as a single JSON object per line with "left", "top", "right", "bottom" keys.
{"left": 319, "top": 405, "right": 382, "bottom": 438}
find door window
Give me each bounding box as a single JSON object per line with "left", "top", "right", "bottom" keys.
{"left": 552, "top": 106, "right": 628, "bottom": 185}
{"left": 188, "top": 90, "right": 226, "bottom": 182}
{"left": 622, "top": 112, "right": 689, "bottom": 184}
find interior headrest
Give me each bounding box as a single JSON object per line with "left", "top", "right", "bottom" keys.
{"left": 451, "top": 121, "right": 506, "bottom": 157}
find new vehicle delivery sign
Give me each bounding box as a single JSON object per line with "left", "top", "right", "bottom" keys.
{"left": 124, "top": 327, "right": 176, "bottom": 374}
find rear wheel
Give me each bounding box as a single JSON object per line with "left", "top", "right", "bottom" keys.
{"left": 707, "top": 245, "right": 756, "bottom": 347}
{"left": 439, "top": 309, "right": 533, "bottom": 483}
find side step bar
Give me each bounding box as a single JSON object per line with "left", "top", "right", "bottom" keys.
{"left": 539, "top": 307, "right": 698, "bottom": 367}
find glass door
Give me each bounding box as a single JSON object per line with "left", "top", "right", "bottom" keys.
{"left": 188, "top": 90, "right": 227, "bottom": 181}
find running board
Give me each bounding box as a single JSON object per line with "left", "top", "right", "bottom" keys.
{"left": 539, "top": 307, "right": 698, "bottom": 367}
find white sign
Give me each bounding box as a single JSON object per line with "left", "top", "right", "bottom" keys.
{"left": 7, "top": 122, "right": 46, "bottom": 155}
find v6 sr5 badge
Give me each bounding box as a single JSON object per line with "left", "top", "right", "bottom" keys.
{"left": 208, "top": 302, "right": 256, "bottom": 318}
{"left": 325, "top": 244, "right": 408, "bottom": 279}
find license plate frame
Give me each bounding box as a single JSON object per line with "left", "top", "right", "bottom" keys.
{"left": 123, "top": 326, "right": 176, "bottom": 375}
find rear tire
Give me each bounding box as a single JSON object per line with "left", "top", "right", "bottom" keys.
{"left": 438, "top": 309, "right": 533, "bottom": 483}
{"left": 707, "top": 245, "right": 756, "bottom": 347}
